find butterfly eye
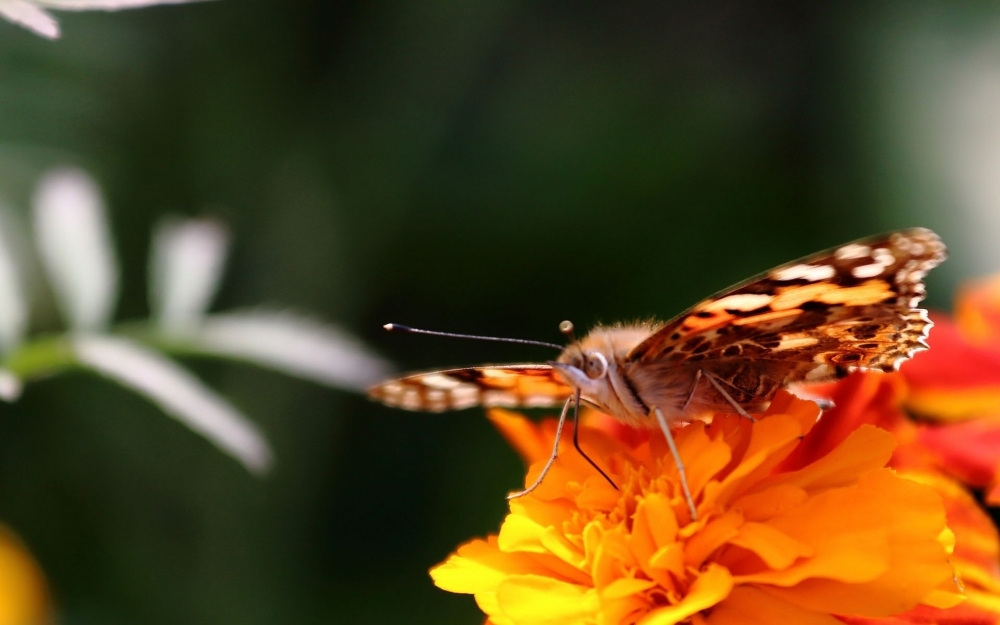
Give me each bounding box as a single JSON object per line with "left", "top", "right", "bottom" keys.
{"left": 583, "top": 352, "right": 608, "bottom": 380}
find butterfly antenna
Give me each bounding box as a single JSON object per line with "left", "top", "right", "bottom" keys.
{"left": 383, "top": 324, "right": 564, "bottom": 351}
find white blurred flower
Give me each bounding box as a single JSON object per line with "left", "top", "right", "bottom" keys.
{"left": 0, "top": 0, "right": 213, "bottom": 39}
{"left": 74, "top": 334, "right": 273, "bottom": 474}
{"left": 2, "top": 165, "right": 392, "bottom": 475}
{"left": 149, "top": 216, "right": 229, "bottom": 334}
{"left": 32, "top": 167, "right": 119, "bottom": 332}
{"left": 190, "top": 309, "right": 393, "bottom": 391}
{"left": 0, "top": 209, "right": 28, "bottom": 355}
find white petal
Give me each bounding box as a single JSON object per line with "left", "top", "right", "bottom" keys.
{"left": 0, "top": 370, "right": 23, "bottom": 402}
{"left": 0, "top": 209, "right": 29, "bottom": 354}
{"left": 73, "top": 334, "right": 273, "bottom": 474}
{"left": 34, "top": 0, "right": 212, "bottom": 10}
{"left": 150, "top": 216, "right": 229, "bottom": 333}
{"left": 32, "top": 167, "right": 119, "bottom": 331}
{"left": 0, "top": 0, "right": 59, "bottom": 38}
{"left": 190, "top": 310, "right": 392, "bottom": 391}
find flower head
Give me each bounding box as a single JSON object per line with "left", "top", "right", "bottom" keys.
{"left": 788, "top": 373, "right": 1000, "bottom": 625}
{"left": 897, "top": 271, "right": 1000, "bottom": 504}
{"left": 432, "top": 393, "right": 960, "bottom": 625}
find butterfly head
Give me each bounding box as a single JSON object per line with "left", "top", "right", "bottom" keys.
{"left": 549, "top": 343, "right": 613, "bottom": 402}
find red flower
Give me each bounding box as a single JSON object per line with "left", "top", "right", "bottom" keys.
{"left": 901, "top": 273, "right": 1000, "bottom": 504}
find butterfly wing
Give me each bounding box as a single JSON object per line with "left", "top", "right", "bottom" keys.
{"left": 627, "top": 228, "right": 946, "bottom": 385}
{"left": 368, "top": 365, "right": 573, "bottom": 412}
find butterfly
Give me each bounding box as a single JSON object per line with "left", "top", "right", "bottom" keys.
{"left": 369, "top": 228, "right": 946, "bottom": 518}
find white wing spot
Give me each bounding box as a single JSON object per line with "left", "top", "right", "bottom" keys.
{"left": 420, "top": 374, "right": 463, "bottom": 390}
{"left": 852, "top": 263, "right": 886, "bottom": 279}
{"left": 703, "top": 293, "right": 774, "bottom": 312}
{"left": 401, "top": 388, "right": 422, "bottom": 410}
{"left": 835, "top": 244, "right": 871, "bottom": 260}
{"left": 773, "top": 335, "right": 820, "bottom": 351}
{"left": 872, "top": 247, "right": 895, "bottom": 265}
{"left": 523, "top": 394, "right": 560, "bottom": 408}
{"left": 450, "top": 385, "right": 480, "bottom": 409}
{"left": 482, "top": 390, "right": 518, "bottom": 407}
{"left": 770, "top": 263, "right": 837, "bottom": 282}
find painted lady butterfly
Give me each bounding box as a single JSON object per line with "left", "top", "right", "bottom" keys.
{"left": 369, "top": 228, "right": 946, "bottom": 517}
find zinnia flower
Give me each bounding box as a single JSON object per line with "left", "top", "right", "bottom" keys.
{"left": 431, "top": 392, "right": 961, "bottom": 625}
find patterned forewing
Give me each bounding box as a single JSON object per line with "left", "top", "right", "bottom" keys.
{"left": 627, "top": 228, "right": 946, "bottom": 380}
{"left": 367, "top": 365, "right": 572, "bottom": 412}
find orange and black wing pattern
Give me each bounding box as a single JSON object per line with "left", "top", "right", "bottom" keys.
{"left": 627, "top": 228, "right": 947, "bottom": 382}
{"left": 368, "top": 365, "right": 573, "bottom": 412}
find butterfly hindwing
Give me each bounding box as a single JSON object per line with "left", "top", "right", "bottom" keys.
{"left": 368, "top": 365, "right": 572, "bottom": 412}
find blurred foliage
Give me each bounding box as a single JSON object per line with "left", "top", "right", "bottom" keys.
{"left": 0, "top": 1, "right": 997, "bottom": 624}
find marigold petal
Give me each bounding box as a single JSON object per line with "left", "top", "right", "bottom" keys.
{"left": 498, "top": 512, "right": 548, "bottom": 551}
{"left": 964, "top": 587, "right": 1000, "bottom": 621}
{"left": 838, "top": 602, "right": 999, "bottom": 625}
{"left": 985, "top": 481, "right": 1000, "bottom": 507}
{"left": 637, "top": 493, "right": 680, "bottom": 547}
{"left": 600, "top": 579, "right": 658, "bottom": 625}
{"left": 648, "top": 543, "right": 686, "bottom": 579}
{"left": 631, "top": 494, "right": 683, "bottom": 589}
{"left": 706, "top": 585, "right": 841, "bottom": 625}
{"left": 779, "top": 374, "right": 907, "bottom": 474}
{"left": 685, "top": 510, "right": 743, "bottom": 569}
{"left": 704, "top": 414, "right": 807, "bottom": 510}
{"left": 432, "top": 537, "right": 547, "bottom": 594}
{"left": 670, "top": 422, "right": 733, "bottom": 505}
{"left": 751, "top": 470, "right": 954, "bottom": 617}
{"left": 490, "top": 409, "right": 553, "bottom": 464}
{"left": 764, "top": 389, "right": 825, "bottom": 435}
{"left": 495, "top": 575, "right": 598, "bottom": 625}
{"left": 638, "top": 564, "right": 734, "bottom": 625}
{"left": 902, "top": 469, "right": 1000, "bottom": 619}
{"left": 917, "top": 417, "right": 1000, "bottom": 489}
{"left": 766, "top": 425, "right": 895, "bottom": 494}
{"left": 920, "top": 585, "right": 967, "bottom": 610}
{"left": 731, "top": 483, "right": 808, "bottom": 522}
{"left": 495, "top": 516, "right": 594, "bottom": 585}
{"left": 728, "top": 522, "right": 814, "bottom": 570}
{"left": 955, "top": 273, "right": 1000, "bottom": 343}
{"left": 603, "top": 577, "right": 658, "bottom": 600}
{"left": 903, "top": 316, "right": 1000, "bottom": 420}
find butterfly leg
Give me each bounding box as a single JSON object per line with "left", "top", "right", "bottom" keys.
{"left": 679, "top": 369, "right": 703, "bottom": 413}
{"left": 507, "top": 396, "right": 573, "bottom": 500}
{"left": 703, "top": 370, "right": 756, "bottom": 422}
{"left": 570, "top": 390, "right": 618, "bottom": 490}
{"left": 652, "top": 406, "right": 699, "bottom": 521}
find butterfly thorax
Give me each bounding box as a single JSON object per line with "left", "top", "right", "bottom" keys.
{"left": 555, "top": 323, "right": 791, "bottom": 427}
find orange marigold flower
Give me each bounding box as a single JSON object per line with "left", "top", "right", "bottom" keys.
{"left": 431, "top": 393, "right": 960, "bottom": 625}
{"left": 788, "top": 373, "right": 1000, "bottom": 625}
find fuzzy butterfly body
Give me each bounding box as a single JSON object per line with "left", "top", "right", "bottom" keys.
{"left": 369, "top": 228, "right": 946, "bottom": 429}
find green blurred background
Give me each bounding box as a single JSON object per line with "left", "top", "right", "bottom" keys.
{"left": 1, "top": 1, "right": 999, "bottom": 623}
